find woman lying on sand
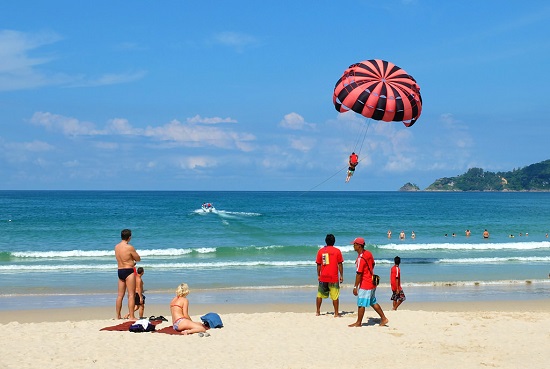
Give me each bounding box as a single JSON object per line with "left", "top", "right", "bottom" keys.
{"left": 170, "top": 283, "right": 208, "bottom": 335}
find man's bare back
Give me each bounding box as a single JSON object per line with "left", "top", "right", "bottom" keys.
{"left": 115, "top": 240, "right": 140, "bottom": 269}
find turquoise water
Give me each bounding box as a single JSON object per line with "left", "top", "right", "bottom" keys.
{"left": 0, "top": 191, "right": 549, "bottom": 309}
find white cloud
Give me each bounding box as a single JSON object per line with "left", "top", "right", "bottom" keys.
{"left": 69, "top": 70, "right": 147, "bottom": 87}
{"left": 186, "top": 115, "right": 237, "bottom": 124}
{"left": 213, "top": 31, "right": 257, "bottom": 51}
{"left": 288, "top": 137, "right": 316, "bottom": 153}
{"left": 5, "top": 140, "right": 54, "bottom": 152}
{"left": 385, "top": 154, "right": 415, "bottom": 172}
{"left": 0, "top": 29, "right": 146, "bottom": 91}
{"left": 144, "top": 119, "right": 254, "bottom": 149}
{"left": 29, "top": 112, "right": 255, "bottom": 151}
{"left": 0, "top": 29, "right": 68, "bottom": 91}
{"left": 176, "top": 156, "right": 217, "bottom": 169}
{"left": 439, "top": 113, "right": 473, "bottom": 149}
{"left": 279, "top": 112, "right": 316, "bottom": 131}
{"left": 30, "top": 112, "right": 104, "bottom": 136}
{"left": 106, "top": 118, "right": 137, "bottom": 135}
{"left": 63, "top": 160, "right": 79, "bottom": 167}
{"left": 94, "top": 142, "right": 119, "bottom": 150}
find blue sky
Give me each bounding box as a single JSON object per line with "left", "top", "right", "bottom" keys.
{"left": 1, "top": 1, "right": 549, "bottom": 191}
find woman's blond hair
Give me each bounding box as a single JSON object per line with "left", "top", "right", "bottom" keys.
{"left": 176, "top": 283, "right": 190, "bottom": 297}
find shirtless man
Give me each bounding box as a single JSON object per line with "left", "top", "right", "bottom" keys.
{"left": 115, "top": 229, "right": 141, "bottom": 320}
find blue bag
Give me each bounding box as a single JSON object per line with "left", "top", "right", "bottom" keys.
{"left": 200, "top": 312, "right": 223, "bottom": 328}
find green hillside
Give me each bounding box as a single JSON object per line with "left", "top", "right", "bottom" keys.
{"left": 424, "top": 159, "right": 550, "bottom": 191}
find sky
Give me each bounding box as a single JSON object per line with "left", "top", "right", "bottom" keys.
{"left": 1, "top": 1, "right": 549, "bottom": 191}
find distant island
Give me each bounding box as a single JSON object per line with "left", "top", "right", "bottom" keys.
{"left": 400, "top": 159, "right": 550, "bottom": 191}
{"left": 399, "top": 182, "right": 420, "bottom": 191}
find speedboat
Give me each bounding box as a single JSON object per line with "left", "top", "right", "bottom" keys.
{"left": 201, "top": 203, "right": 215, "bottom": 212}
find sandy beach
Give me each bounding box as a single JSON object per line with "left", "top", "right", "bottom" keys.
{"left": 1, "top": 299, "right": 549, "bottom": 369}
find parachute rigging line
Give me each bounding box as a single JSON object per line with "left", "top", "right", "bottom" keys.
{"left": 300, "top": 119, "right": 372, "bottom": 195}
{"left": 299, "top": 165, "right": 347, "bottom": 196}
{"left": 300, "top": 125, "right": 371, "bottom": 196}
{"left": 351, "top": 119, "right": 371, "bottom": 158}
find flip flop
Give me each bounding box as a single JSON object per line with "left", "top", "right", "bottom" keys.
{"left": 148, "top": 316, "right": 168, "bottom": 322}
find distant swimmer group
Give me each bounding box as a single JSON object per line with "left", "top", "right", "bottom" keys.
{"left": 384, "top": 228, "right": 547, "bottom": 240}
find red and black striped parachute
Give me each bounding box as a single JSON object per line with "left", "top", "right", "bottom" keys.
{"left": 333, "top": 59, "right": 422, "bottom": 127}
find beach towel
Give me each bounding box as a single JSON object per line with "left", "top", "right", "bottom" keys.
{"left": 100, "top": 320, "right": 162, "bottom": 332}
{"left": 100, "top": 321, "right": 134, "bottom": 331}
{"left": 153, "top": 326, "right": 183, "bottom": 335}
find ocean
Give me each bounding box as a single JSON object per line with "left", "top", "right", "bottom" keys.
{"left": 1, "top": 191, "right": 549, "bottom": 310}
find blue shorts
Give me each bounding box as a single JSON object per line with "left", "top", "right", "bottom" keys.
{"left": 357, "top": 288, "right": 377, "bottom": 307}
{"left": 317, "top": 282, "right": 340, "bottom": 300}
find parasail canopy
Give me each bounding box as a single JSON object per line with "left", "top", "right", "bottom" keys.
{"left": 333, "top": 59, "right": 422, "bottom": 127}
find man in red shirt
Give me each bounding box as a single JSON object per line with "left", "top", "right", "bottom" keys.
{"left": 391, "top": 256, "right": 406, "bottom": 310}
{"left": 348, "top": 237, "right": 388, "bottom": 327}
{"left": 315, "top": 234, "right": 344, "bottom": 317}
{"left": 345, "top": 152, "right": 359, "bottom": 183}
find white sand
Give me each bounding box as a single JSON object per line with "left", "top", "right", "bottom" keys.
{"left": 1, "top": 300, "right": 549, "bottom": 369}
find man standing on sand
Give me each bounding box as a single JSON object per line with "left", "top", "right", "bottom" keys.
{"left": 315, "top": 234, "right": 344, "bottom": 317}
{"left": 390, "top": 256, "right": 406, "bottom": 310}
{"left": 348, "top": 237, "right": 388, "bottom": 327}
{"left": 115, "top": 229, "right": 141, "bottom": 320}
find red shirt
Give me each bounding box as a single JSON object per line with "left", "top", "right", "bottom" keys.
{"left": 349, "top": 154, "right": 358, "bottom": 165}
{"left": 390, "top": 265, "right": 401, "bottom": 291}
{"left": 355, "top": 250, "right": 375, "bottom": 290}
{"left": 316, "top": 246, "right": 344, "bottom": 283}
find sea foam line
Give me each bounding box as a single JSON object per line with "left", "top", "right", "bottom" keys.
{"left": 377, "top": 241, "right": 550, "bottom": 251}
{"left": 2, "top": 255, "right": 550, "bottom": 272}
{"left": 10, "top": 247, "right": 216, "bottom": 258}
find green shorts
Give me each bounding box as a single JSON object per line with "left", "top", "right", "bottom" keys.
{"left": 317, "top": 282, "right": 340, "bottom": 300}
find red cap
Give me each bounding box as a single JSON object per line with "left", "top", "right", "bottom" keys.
{"left": 351, "top": 237, "right": 365, "bottom": 245}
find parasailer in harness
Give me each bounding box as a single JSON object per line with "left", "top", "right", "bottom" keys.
{"left": 346, "top": 152, "right": 359, "bottom": 183}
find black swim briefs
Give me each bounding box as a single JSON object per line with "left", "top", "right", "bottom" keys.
{"left": 117, "top": 268, "right": 134, "bottom": 281}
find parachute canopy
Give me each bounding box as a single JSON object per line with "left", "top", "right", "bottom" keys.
{"left": 333, "top": 59, "right": 422, "bottom": 127}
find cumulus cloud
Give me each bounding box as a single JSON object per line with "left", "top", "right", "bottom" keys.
{"left": 143, "top": 119, "right": 254, "bottom": 149}
{"left": 29, "top": 112, "right": 255, "bottom": 150}
{"left": 30, "top": 112, "right": 104, "bottom": 136}
{"left": 106, "top": 118, "right": 136, "bottom": 135}
{"left": 279, "top": 112, "right": 316, "bottom": 131}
